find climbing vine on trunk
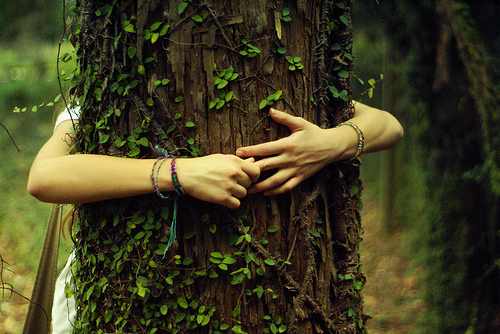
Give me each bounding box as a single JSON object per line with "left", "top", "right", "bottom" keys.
{"left": 68, "top": 0, "right": 365, "bottom": 333}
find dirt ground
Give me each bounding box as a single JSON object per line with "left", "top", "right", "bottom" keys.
{"left": 361, "top": 201, "right": 426, "bottom": 333}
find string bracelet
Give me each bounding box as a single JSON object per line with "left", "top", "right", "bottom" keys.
{"left": 170, "top": 157, "right": 186, "bottom": 197}
{"left": 336, "top": 121, "right": 365, "bottom": 160}
{"left": 149, "top": 143, "right": 182, "bottom": 257}
{"left": 153, "top": 157, "right": 171, "bottom": 200}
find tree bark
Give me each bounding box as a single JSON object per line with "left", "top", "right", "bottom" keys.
{"left": 70, "top": 1, "right": 365, "bottom": 333}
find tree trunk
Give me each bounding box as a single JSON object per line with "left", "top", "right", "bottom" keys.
{"left": 70, "top": 1, "right": 365, "bottom": 333}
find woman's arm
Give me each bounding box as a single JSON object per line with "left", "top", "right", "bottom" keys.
{"left": 28, "top": 120, "right": 260, "bottom": 209}
{"left": 235, "top": 101, "right": 403, "bottom": 195}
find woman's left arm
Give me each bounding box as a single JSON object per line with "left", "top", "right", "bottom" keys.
{"left": 236, "top": 101, "right": 403, "bottom": 195}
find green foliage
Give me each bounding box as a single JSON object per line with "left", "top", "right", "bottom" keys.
{"left": 210, "top": 66, "right": 238, "bottom": 110}
{"left": 259, "top": 91, "right": 282, "bottom": 110}
{"left": 285, "top": 56, "right": 303, "bottom": 71}
{"left": 239, "top": 39, "right": 261, "bottom": 58}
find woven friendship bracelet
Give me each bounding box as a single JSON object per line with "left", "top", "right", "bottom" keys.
{"left": 149, "top": 143, "right": 182, "bottom": 257}
{"left": 170, "top": 157, "right": 186, "bottom": 197}
{"left": 336, "top": 121, "right": 365, "bottom": 160}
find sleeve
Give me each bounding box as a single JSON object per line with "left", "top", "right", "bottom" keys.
{"left": 54, "top": 107, "right": 81, "bottom": 132}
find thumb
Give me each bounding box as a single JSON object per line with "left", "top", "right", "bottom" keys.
{"left": 269, "top": 108, "right": 306, "bottom": 132}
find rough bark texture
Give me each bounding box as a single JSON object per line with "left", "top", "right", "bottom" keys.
{"left": 70, "top": 1, "right": 365, "bottom": 333}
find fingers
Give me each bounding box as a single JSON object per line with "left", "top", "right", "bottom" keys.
{"left": 236, "top": 140, "right": 285, "bottom": 159}
{"left": 248, "top": 169, "right": 301, "bottom": 195}
{"left": 268, "top": 108, "right": 306, "bottom": 132}
{"left": 237, "top": 109, "right": 307, "bottom": 159}
{"left": 240, "top": 158, "right": 261, "bottom": 183}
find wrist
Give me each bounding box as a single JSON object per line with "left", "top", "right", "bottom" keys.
{"left": 333, "top": 124, "right": 362, "bottom": 161}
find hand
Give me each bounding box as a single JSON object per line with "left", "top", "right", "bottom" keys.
{"left": 176, "top": 154, "right": 260, "bottom": 209}
{"left": 236, "top": 109, "right": 349, "bottom": 196}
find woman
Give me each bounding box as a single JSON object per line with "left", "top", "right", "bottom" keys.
{"left": 28, "top": 101, "right": 402, "bottom": 332}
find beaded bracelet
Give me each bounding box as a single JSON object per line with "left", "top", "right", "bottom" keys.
{"left": 336, "top": 121, "right": 365, "bottom": 160}
{"left": 170, "top": 157, "right": 186, "bottom": 197}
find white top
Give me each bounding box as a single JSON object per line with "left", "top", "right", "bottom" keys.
{"left": 52, "top": 107, "right": 80, "bottom": 333}
{"left": 54, "top": 107, "right": 80, "bottom": 131}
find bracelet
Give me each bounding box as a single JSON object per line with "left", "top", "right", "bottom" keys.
{"left": 170, "top": 157, "right": 186, "bottom": 197}
{"left": 149, "top": 143, "right": 181, "bottom": 257}
{"left": 150, "top": 157, "right": 171, "bottom": 200}
{"left": 336, "top": 121, "right": 365, "bottom": 160}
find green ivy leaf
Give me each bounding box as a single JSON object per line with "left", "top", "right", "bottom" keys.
{"left": 185, "top": 121, "right": 196, "bottom": 128}
{"left": 225, "top": 91, "right": 234, "bottom": 102}
{"left": 178, "top": 2, "right": 189, "bottom": 15}
{"left": 177, "top": 297, "right": 189, "bottom": 309}
{"left": 150, "top": 22, "right": 162, "bottom": 31}
{"left": 259, "top": 99, "right": 269, "bottom": 110}
{"left": 191, "top": 15, "right": 203, "bottom": 22}
{"left": 159, "top": 24, "right": 170, "bottom": 36}
{"left": 310, "top": 229, "right": 321, "bottom": 237}
{"left": 151, "top": 33, "right": 160, "bottom": 44}
{"left": 267, "top": 226, "right": 279, "bottom": 233}
{"left": 216, "top": 99, "right": 225, "bottom": 110}
{"left": 138, "top": 64, "right": 146, "bottom": 75}
{"left": 124, "top": 23, "right": 136, "bottom": 33}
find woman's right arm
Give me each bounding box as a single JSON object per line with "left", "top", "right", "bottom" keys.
{"left": 28, "top": 120, "right": 260, "bottom": 209}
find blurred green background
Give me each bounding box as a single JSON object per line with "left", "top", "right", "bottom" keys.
{"left": 1, "top": 1, "right": 499, "bottom": 333}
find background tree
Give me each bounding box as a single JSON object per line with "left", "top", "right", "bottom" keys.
{"left": 358, "top": 0, "right": 500, "bottom": 332}
{"left": 69, "top": 0, "right": 365, "bottom": 333}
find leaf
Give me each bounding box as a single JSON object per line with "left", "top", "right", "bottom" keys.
{"left": 159, "top": 24, "right": 170, "bottom": 36}
{"left": 264, "top": 258, "right": 276, "bottom": 266}
{"left": 217, "top": 79, "right": 229, "bottom": 89}
{"left": 348, "top": 308, "right": 356, "bottom": 317}
{"left": 232, "top": 304, "right": 241, "bottom": 318}
{"left": 175, "top": 313, "right": 186, "bottom": 322}
{"left": 267, "top": 226, "right": 279, "bottom": 233}
{"left": 99, "top": 134, "right": 110, "bottom": 144}
{"left": 150, "top": 22, "right": 162, "bottom": 31}
{"left": 310, "top": 229, "right": 321, "bottom": 237}
{"left": 124, "top": 24, "right": 136, "bottom": 33}
{"left": 178, "top": 2, "right": 189, "bottom": 15}
{"left": 368, "top": 87, "right": 374, "bottom": 99}
{"left": 282, "top": 8, "right": 291, "bottom": 16}
{"left": 225, "top": 91, "right": 234, "bottom": 102}
{"left": 338, "top": 70, "right": 349, "bottom": 78}
{"left": 216, "top": 99, "right": 225, "bottom": 110}
{"left": 138, "top": 64, "right": 146, "bottom": 75}
{"left": 177, "top": 297, "right": 189, "bottom": 309}
{"left": 151, "top": 33, "right": 160, "bottom": 44}
{"left": 185, "top": 121, "right": 196, "bottom": 128}
{"left": 259, "top": 99, "right": 269, "bottom": 110}
{"left": 339, "top": 15, "right": 349, "bottom": 26}
{"left": 209, "top": 98, "right": 219, "bottom": 109}
{"left": 191, "top": 15, "right": 203, "bottom": 23}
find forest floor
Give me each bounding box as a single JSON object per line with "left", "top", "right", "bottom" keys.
{"left": 361, "top": 200, "right": 427, "bottom": 333}
{"left": 0, "top": 199, "right": 426, "bottom": 334}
